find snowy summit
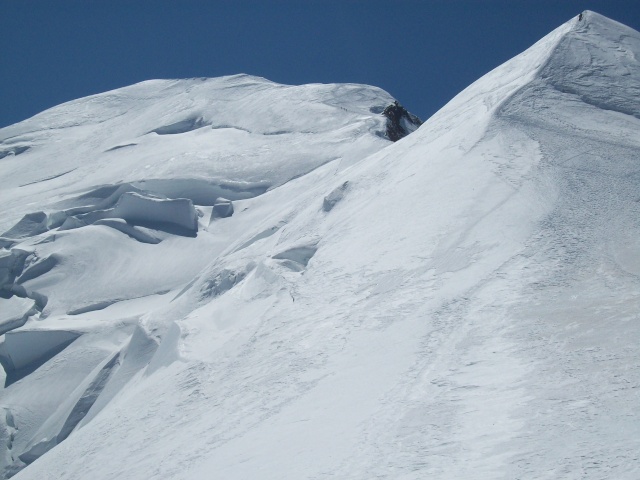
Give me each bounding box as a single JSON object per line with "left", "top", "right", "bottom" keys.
{"left": 0, "top": 10, "right": 639, "bottom": 479}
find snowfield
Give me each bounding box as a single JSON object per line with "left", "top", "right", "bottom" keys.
{"left": 0, "top": 10, "right": 639, "bottom": 479}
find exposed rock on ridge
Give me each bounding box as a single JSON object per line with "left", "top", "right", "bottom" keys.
{"left": 382, "top": 101, "right": 422, "bottom": 141}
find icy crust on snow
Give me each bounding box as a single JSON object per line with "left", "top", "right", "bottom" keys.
{"left": 4, "top": 12, "right": 640, "bottom": 480}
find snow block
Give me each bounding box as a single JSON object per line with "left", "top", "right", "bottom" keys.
{"left": 45, "top": 211, "right": 69, "bottom": 230}
{"left": 79, "top": 326, "right": 158, "bottom": 427}
{"left": 93, "top": 219, "right": 163, "bottom": 244}
{"left": 209, "top": 198, "right": 234, "bottom": 222}
{"left": 3, "top": 285, "right": 48, "bottom": 312}
{"left": 0, "top": 238, "right": 15, "bottom": 249}
{"left": 0, "top": 330, "right": 81, "bottom": 387}
{"left": 150, "top": 116, "right": 207, "bottom": 135}
{"left": 111, "top": 192, "right": 198, "bottom": 233}
{"left": 132, "top": 178, "right": 268, "bottom": 205}
{"left": 272, "top": 245, "right": 318, "bottom": 268}
{"left": 53, "top": 187, "right": 199, "bottom": 235}
{"left": 0, "top": 297, "right": 37, "bottom": 336}
{"left": 0, "top": 145, "right": 30, "bottom": 160}
{"left": 59, "top": 183, "right": 146, "bottom": 217}
{"left": 0, "top": 249, "right": 29, "bottom": 288}
{"left": 199, "top": 262, "right": 255, "bottom": 300}
{"left": 58, "top": 216, "right": 86, "bottom": 231}
{"left": 16, "top": 255, "right": 58, "bottom": 284}
{"left": 234, "top": 223, "right": 284, "bottom": 252}
{"left": 1, "top": 212, "right": 48, "bottom": 239}
{"left": 323, "top": 181, "right": 349, "bottom": 212}
{"left": 104, "top": 143, "right": 137, "bottom": 152}
{"left": 57, "top": 352, "right": 120, "bottom": 443}
{"left": 145, "top": 322, "right": 181, "bottom": 376}
{"left": 18, "top": 438, "right": 56, "bottom": 466}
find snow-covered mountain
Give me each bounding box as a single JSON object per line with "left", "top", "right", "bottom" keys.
{"left": 1, "top": 10, "right": 639, "bottom": 479}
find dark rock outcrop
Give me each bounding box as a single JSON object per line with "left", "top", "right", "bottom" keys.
{"left": 382, "top": 101, "right": 422, "bottom": 142}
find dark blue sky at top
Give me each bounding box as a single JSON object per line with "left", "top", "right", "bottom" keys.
{"left": 1, "top": 0, "right": 639, "bottom": 128}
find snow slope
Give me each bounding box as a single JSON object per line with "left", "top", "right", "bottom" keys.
{"left": 1, "top": 10, "right": 639, "bottom": 480}
{"left": 0, "top": 74, "right": 397, "bottom": 477}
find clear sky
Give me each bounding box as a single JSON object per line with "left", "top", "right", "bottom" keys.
{"left": 1, "top": 0, "right": 639, "bottom": 128}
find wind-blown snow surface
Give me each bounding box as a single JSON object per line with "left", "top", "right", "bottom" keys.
{"left": 1, "top": 11, "right": 639, "bottom": 479}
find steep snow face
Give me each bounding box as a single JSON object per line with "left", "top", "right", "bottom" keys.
{"left": 541, "top": 11, "right": 640, "bottom": 118}
{"left": 3, "top": 11, "right": 640, "bottom": 480}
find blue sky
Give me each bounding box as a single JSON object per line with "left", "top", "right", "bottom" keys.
{"left": 1, "top": 1, "right": 639, "bottom": 128}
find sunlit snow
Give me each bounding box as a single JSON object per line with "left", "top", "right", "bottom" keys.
{"left": 0, "top": 11, "right": 639, "bottom": 480}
